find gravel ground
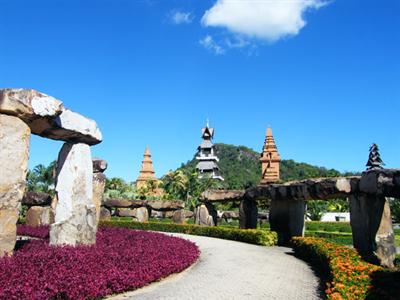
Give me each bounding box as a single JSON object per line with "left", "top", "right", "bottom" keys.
{"left": 107, "top": 233, "right": 323, "bottom": 300}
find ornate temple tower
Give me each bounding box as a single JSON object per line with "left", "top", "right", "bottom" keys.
{"left": 196, "top": 122, "right": 224, "bottom": 181}
{"left": 260, "top": 127, "right": 281, "bottom": 184}
{"left": 136, "top": 146, "right": 157, "bottom": 189}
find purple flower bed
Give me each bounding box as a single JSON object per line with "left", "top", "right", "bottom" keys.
{"left": 17, "top": 225, "right": 50, "bottom": 239}
{"left": 1, "top": 227, "right": 199, "bottom": 299}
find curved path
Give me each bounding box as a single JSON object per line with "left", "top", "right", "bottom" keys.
{"left": 107, "top": 233, "right": 322, "bottom": 300}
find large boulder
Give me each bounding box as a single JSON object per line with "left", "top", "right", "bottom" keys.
{"left": 50, "top": 143, "right": 96, "bottom": 246}
{"left": 22, "top": 191, "right": 52, "bottom": 206}
{"left": 116, "top": 208, "right": 136, "bottom": 218}
{"left": 99, "top": 207, "right": 111, "bottom": 221}
{"left": 146, "top": 200, "right": 184, "bottom": 211}
{"left": 25, "top": 206, "right": 54, "bottom": 227}
{"left": 195, "top": 205, "right": 214, "bottom": 226}
{"left": 0, "top": 114, "right": 30, "bottom": 256}
{"left": 172, "top": 210, "right": 194, "bottom": 224}
{"left": 0, "top": 89, "right": 102, "bottom": 145}
{"left": 221, "top": 211, "right": 239, "bottom": 221}
{"left": 135, "top": 207, "right": 149, "bottom": 223}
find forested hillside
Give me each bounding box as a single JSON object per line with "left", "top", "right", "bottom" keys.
{"left": 179, "top": 143, "right": 357, "bottom": 189}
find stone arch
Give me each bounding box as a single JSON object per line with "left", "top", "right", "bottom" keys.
{"left": 0, "top": 89, "right": 104, "bottom": 256}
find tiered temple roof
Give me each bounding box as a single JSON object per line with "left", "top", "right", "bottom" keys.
{"left": 196, "top": 122, "right": 224, "bottom": 181}
{"left": 260, "top": 127, "right": 281, "bottom": 184}
{"left": 136, "top": 146, "right": 157, "bottom": 189}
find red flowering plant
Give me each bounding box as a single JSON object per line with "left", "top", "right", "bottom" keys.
{"left": 17, "top": 225, "right": 50, "bottom": 239}
{"left": 1, "top": 227, "right": 199, "bottom": 299}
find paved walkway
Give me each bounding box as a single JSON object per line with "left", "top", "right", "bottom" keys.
{"left": 107, "top": 233, "right": 322, "bottom": 300}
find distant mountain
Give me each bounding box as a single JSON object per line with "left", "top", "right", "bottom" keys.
{"left": 178, "top": 143, "right": 357, "bottom": 190}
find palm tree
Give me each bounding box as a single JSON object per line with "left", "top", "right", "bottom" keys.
{"left": 27, "top": 161, "right": 56, "bottom": 195}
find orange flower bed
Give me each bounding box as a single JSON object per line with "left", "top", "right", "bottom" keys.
{"left": 291, "top": 237, "right": 382, "bottom": 299}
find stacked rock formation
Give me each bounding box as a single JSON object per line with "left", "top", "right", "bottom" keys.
{"left": 0, "top": 88, "right": 103, "bottom": 256}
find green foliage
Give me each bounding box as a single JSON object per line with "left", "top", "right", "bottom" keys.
{"left": 178, "top": 143, "right": 357, "bottom": 190}
{"left": 326, "top": 198, "right": 349, "bottom": 212}
{"left": 104, "top": 177, "right": 137, "bottom": 199}
{"left": 306, "top": 201, "right": 328, "bottom": 221}
{"left": 161, "top": 168, "right": 222, "bottom": 210}
{"left": 26, "top": 161, "right": 56, "bottom": 196}
{"left": 389, "top": 198, "right": 400, "bottom": 223}
{"left": 100, "top": 220, "right": 278, "bottom": 246}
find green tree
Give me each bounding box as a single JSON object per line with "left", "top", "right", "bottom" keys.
{"left": 389, "top": 198, "right": 400, "bottom": 223}
{"left": 104, "top": 177, "right": 137, "bottom": 199}
{"left": 307, "top": 200, "right": 328, "bottom": 221}
{"left": 27, "top": 161, "right": 56, "bottom": 195}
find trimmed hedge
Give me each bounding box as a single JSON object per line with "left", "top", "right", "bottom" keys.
{"left": 292, "top": 237, "right": 400, "bottom": 300}
{"left": 306, "top": 221, "right": 352, "bottom": 233}
{"left": 100, "top": 220, "right": 277, "bottom": 246}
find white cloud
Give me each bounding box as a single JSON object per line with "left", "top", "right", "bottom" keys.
{"left": 170, "top": 11, "right": 194, "bottom": 25}
{"left": 202, "top": 0, "right": 327, "bottom": 42}
{"left": 199, "top": 35, "right": 225, "bottom": 55}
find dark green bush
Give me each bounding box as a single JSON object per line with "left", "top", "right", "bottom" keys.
{"left": 100, "top": 220, "right": 277, "bottom": 246}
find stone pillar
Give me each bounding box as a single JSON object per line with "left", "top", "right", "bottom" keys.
{"left": 92, "top": 159, "right": 107, "bottom": 225}
{"left": 0, "top": 114, "right": 30, "bottom": 256}
{"left": 349, "top": 195, "right": 396, "bottom": 268}
{"left": 239, "top": 198, "right": 258, "bottom": 229}
{"left": 204, "top": 202, "right": 218, "bottom": 226}
{"left": 50, "top": 143, "right": 96, "bottom": 246}
{"left": 269, "top": 199, "right": 305, "bottom": 245}
{"left": 195, "top": 204, "right": 215, "bottom": 226}
{"left": 135, "top": 207, "right": 149, "bottom": 223}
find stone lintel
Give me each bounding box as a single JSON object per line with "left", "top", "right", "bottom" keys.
{"left": 200, "top": 189, "right": 245, "bottom": 203}
{"left": 0, "top": 89, "right": 102, "bottom": 145}
{"left": 103, "top": 199, "right": 185, "bottom": 211}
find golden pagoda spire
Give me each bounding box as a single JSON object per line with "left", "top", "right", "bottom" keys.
{"left": 136, "top": 146, "right": 157, "bottom": 189}
{"left": 260, "top": 127, "right": 281, "bottom": 184}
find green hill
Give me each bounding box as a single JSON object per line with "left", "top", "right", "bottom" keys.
{"left": 179, "top": 143, "right": 357, "bottom": 190}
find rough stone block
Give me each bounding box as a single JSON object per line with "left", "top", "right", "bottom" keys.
{"left": 134, "top": 207, "right": 148, "bottom": 223}
{"left": 239, "top": 199, "right": 258, "bottom": 229}
{"left": 0, "top": 114, "right": 30, "bottom": 256}
{"left": 93, "top": 172, "right": 106, "bottom": 223}
{"left": 22, "top": 191, "right": 52, "bottom": 206}
{"left": 92, "top": 158, "right": 108, "bottom": 173}
{"left": 116, "top": 208, "right": 136, "bottom": 218}
{"left": 99, "top": 207, "right": 111, "bottom": 221}
{"left": 195, "top": 205, "right": 214, "bottom": 226}
{"left": 0, "top": 89, "right": 102, "bottom": 145}
{"left": 25, "top": 206, "right": 54, "bottom": 227}
{"left": 350, "top": 195, "right": 396, "bottom": 268}
{"left": 50, "top": 143, "right": 96, "bottom": 246}
{"left": 269, "top": 199, "right": 305, "bottom": 245}
{"left": 172, "top": 210, "right": 194, "bottom": 224}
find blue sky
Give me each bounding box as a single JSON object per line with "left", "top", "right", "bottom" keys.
{"left": 1, "top": 0, "right": 399, "bottom": 182}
